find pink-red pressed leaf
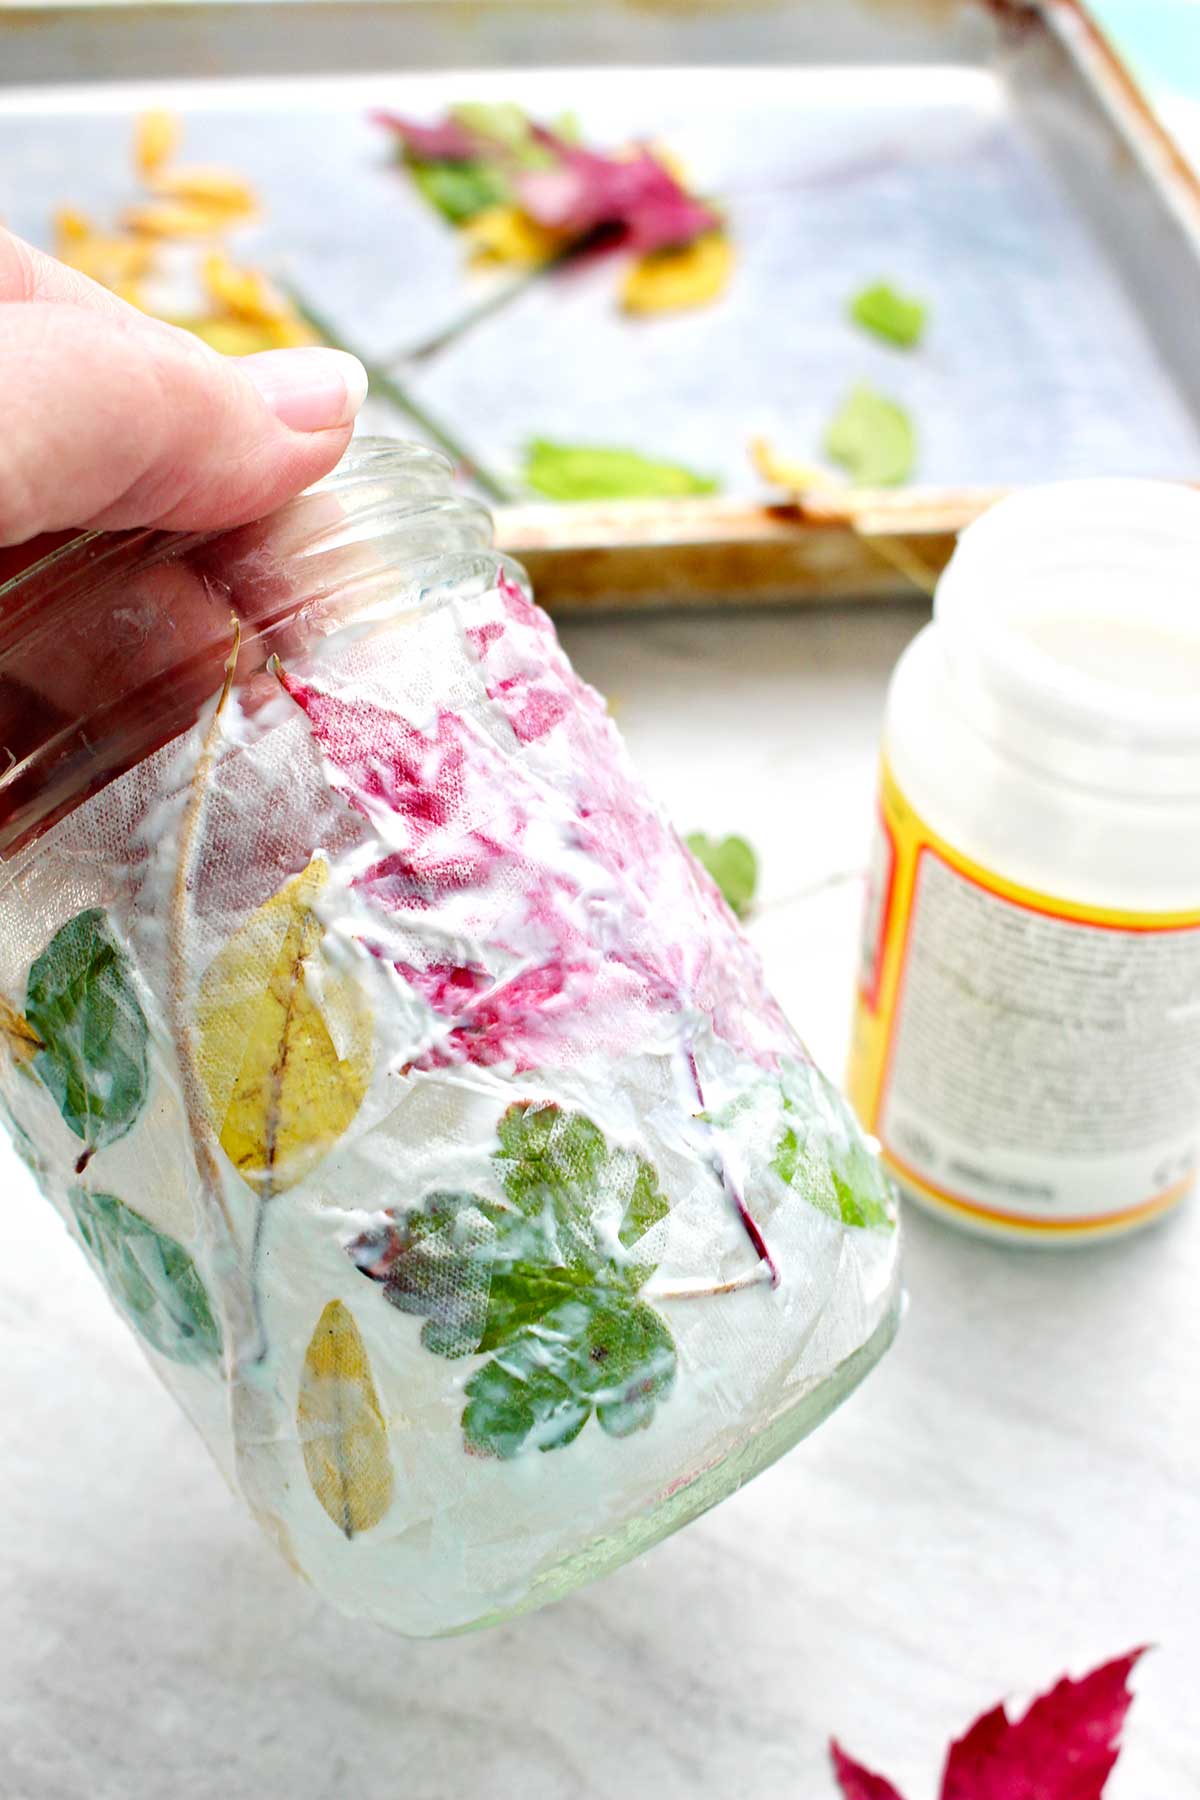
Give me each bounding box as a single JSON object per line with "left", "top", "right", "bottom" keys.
{"left": 371, "top": 111, "right": 478, "bottom": 162}
{"left": 831, "top": 1739, "right": 909, "bottom": 1800}
{"left": 939, "top": 1649, "right": 1148, "bottom": 1800}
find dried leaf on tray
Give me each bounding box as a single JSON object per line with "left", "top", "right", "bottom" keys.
{"left": 522, "top": 438, "right": 719, "bottom": 502}
{"left": 849, "top": 280, "right": 928, "bottom": 348}
{"left": 48, "top": 113, "right": 313, "bottom": 355}
{"left": 621, "top": 230, "right": 734, "bottom": 314}
{"left": 826, "top": 384, "right": 917, "bottom": 487}
{"left": 376, "top": 103, "right": 729, "bottom": 313}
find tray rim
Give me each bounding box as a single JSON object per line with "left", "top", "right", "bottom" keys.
{"left": 4, "top": 0, "right": 1198, "bottom": 608}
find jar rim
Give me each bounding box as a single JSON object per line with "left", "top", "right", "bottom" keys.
{"left": 0, "top": 437, "right": 499, "bottom": 858}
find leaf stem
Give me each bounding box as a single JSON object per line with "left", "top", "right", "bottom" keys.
{"left": 647, "top": 1266, "right": 776, "bottom": 1302}
{"left": 280, "top": 280, "right": 519, "bottom": 504}
{"left": 380, "top": 236, "right": 590, "bottom": 366}
{"left": 687, "top": 1047, "right": 780, "bottom": 1289}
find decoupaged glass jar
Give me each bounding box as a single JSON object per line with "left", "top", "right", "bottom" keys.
{"left": 0, "top": 440, "right": 900, "bottom": 1636}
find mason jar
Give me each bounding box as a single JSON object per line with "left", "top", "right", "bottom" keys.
{"left": 0, "top": 439, "right": 900, "bottom": 1636}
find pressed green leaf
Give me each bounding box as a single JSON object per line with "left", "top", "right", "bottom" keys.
{"left": 70, "top": 1188, "right": 222, "bottom": 1364}
{"left": 849, "top": 280, "right": 928, "bottom": 348}
{"left": 771, "top": 1062, "right": 894, "bottom": 1230}
{"left": 349, "top": 1102, "right": 676, "bottom": 1457}
{"left": 685, "top": 832, "right": 759, "bottom": 918}
{"left": 825, "top": 384, "right": 916, "bottom": 487}
{"left": 522, "top": 438, "right": 719, "bottom": 503}
{"left": 26, "top": 909, "right": 149, "bottom": 1154}
{"left": 707, "top": 1060, "right": 894, "bottom": 1232}
{"left": 462, "top": 1294, "right": 677, "bottom": 1459}
{"left": 408, "top": 157, "right": 510, "bottom": 223}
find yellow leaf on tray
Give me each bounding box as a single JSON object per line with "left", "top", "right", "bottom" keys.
{"left": 463, "top": 203, "right": 566, "bottom": 268}
{"left": 297, "top": 1300, "right": 393, "bottom": 1538}
{"left": 52, "top": 206, "right": 92, "bottom": 247}
{"left": 749, "top": 436, "right": 842, "bottom": 495}
{"left": 121, "top": 200, "right": 247, "bottom": 240}
{"left": 197, "top": 861, "right": 372, "bottom": 1195}
{"left": 135, "top": 109, "right": 182, "bottom": 178}
{"left": 621, "top": 230, "right": 734, "bottom": 315}
{"left": 55, "top": 233, "right": 153, "bottom": 289}
{"left": 149, "top": 165, "right": 259, "bottom": 218}
{"left": 0, "top": 994, "right": 42, "bottom": 1067}
{"left": 201, "top": 252, "right": 309, "bottom": 341}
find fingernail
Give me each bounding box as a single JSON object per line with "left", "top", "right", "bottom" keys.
{"left": 241, "top": 347, "right": 368, "bottom": 432}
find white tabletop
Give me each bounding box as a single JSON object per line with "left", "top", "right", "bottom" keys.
{"left": 1, "top": 598, "right": 1196, "bottom": 1800}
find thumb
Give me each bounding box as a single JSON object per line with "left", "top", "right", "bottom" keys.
{"left": 0, "top": 299, "right": 367, "bottom": 547}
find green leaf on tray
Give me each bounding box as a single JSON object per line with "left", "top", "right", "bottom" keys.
{"left": 407, "top": 157, "right": 511, "bottom": 223}
{"left": 849, "top": 280, "right": 928, "bottom": 348}
{"left": 449, "top": 101, "right": 555, "bottom": 168}
{"left": 685, "top": 832, "right": 759, "bottom": 918}
{"left": 522, "top": 437, "right": 720, "bottom": 502}
{"left": 348, "top": 1100, "right": 677, "bottom": 1459}
{"left": 70, "top": 1188, "right": 223, "bottom": 1364}
{"left": 25, "top": 908, "right": 150, "bottom": 1156}
{"left": 825, "top": 383, "right": 916, "bottom": 487}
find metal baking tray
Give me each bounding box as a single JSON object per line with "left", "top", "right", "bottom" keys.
{"left": 4, "top": 0, "right": 1200, "bottom": 609}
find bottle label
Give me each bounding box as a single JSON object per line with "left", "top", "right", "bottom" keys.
{"left": 847, "top": 761, "right": 1200, "bottom": 1235}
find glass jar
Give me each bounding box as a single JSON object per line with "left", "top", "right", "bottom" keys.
{"left": 0, "top": 439, "right": 900, "bottom": 1637}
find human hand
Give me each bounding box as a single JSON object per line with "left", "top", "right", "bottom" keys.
{"left": 0, "top": 228, "right": 367, "bottom": 569}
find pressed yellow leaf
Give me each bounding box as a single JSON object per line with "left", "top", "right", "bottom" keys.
{"left": 298, "top": 1300, "right": 393, "bottom": 1538}
{"left": 149, "top": 164, "right": 258, "bottom": 217}
{"left": 197, "top": 861, "right": 372, "bottom": 1195}
{"left": 0, "top": 994, "right": 42, "bottom": 1067}
{"left": 134, "top": 109, "right": 182, "bottom": 177}
{"left": 621, "top": 231, "right": 734, "bottom": 315}
{"left": 749, "top": 435, "right": 842, "bottom": 495}
{"left": 463, "top": 204, "right": 565, "bottom": 269}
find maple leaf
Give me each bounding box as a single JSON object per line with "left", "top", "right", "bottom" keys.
{"left": 830, "top": 1649, "right": 1147, "bottom": 1800}
{"left": 939, "top": 1649, "right": 1148, "bottom": 1800}
{"left": 831, "top": 1742, "right": 906, "bottom": 1800}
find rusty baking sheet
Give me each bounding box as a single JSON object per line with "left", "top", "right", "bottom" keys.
{"left": 3, "top": 0, "right": 1200, "bottom": 609}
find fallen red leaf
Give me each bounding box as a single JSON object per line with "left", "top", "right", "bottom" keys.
{"left": 831, "top": 1740, "right": 908, "bottom": 1800}
{"left": 940, "top": 1649, "right": 1148, "bottom": 1800}
{"left": 831, "top": 1650, "right": 1147, "bottom": 1800}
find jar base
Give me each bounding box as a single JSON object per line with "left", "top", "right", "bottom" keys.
{"left": 450, "top": 1266, "right": 906, "bottom": 1638}
{"left": 889, "top": 1160, "right": 1192, "bottom": 1248}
